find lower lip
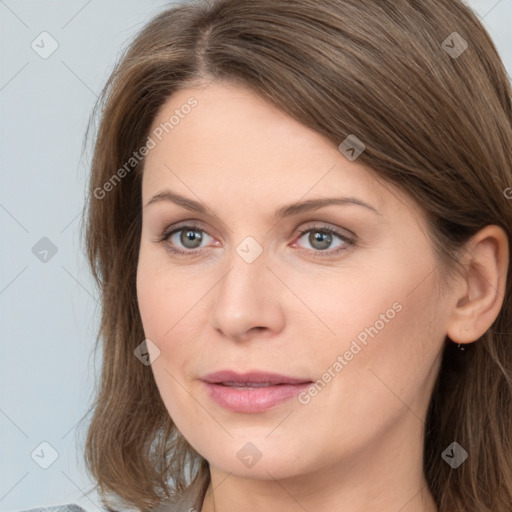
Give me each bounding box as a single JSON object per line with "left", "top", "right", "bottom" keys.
{"left": 203, "top": 382, "right": 311, "bottom": 413}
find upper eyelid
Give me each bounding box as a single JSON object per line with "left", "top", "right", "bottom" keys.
{"left": 163, "top": 220, "right": 213, "bottom": 238}
{"left": 297, "top": 222, "right": 355, "bottom": 239}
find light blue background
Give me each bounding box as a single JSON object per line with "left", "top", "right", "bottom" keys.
{"left": 1, "top": 1, "right": 511, "bottom": 510}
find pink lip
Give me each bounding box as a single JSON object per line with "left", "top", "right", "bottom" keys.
{"left": 201, "top": 370, "right": 312, "bottom": 413}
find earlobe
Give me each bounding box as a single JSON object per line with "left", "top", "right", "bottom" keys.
{"left": 446, "top": 225, "right": 509, "bottom": 345}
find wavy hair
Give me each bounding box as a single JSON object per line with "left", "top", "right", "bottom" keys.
{"left": 81, "top": 0, "right": 512, "bottom": 510}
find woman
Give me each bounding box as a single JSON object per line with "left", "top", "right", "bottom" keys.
{"left": 78, "top": 0, "right": 512, "bottom": 511}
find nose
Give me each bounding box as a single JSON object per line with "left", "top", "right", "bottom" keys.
{"left": 208, "top": 247, "right": 285, "bottom": 342}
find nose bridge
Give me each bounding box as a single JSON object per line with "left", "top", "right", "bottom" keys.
{"left": 209, "top": 238, "right": 284, "bottom": 340}
{"left": 216, "top": 241, "right": 269, "bottom": 315}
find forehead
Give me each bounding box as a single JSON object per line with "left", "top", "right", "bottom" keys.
{"left": 141, "top": 82, "right": 412, "bottom": 219}
{"left": 146, "top": 82, "right": 340, "bottom": 170}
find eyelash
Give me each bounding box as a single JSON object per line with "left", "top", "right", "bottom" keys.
{"left": 156, "top": 222, "right": 356, "bottom": 258}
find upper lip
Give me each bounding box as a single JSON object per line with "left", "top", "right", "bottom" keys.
{"left": 201, "top": 370, "right": 312, "bottom": 385}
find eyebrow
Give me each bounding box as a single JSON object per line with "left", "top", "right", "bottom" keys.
{"left": 144, "top": 190, "right": 380, "bottom": 217}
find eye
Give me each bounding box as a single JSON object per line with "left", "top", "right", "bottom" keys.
{"left": 293, "top": 224, "right": 354, "bottom": 256}
{"left": 156, "top": 221, "right": 355, "bottom": 258}
{"left": 157, "top": 223, "right": 216, "bottom": 254}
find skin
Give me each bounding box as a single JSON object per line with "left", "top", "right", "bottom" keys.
{"left": 136, "top": 81, "right": 509, "bottom": 512}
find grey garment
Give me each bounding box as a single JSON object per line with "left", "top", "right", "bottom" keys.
{"left": 17, "top": 486, "right": 204, "bottom": 512}
{"left": 17, "top": 494, "right": 203, "bottom": 512}
{"left": 19, "top": 506, "right": 88, "bottom": 512}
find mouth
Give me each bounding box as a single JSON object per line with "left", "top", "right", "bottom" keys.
{"left": 201, "top": 370, "right": 312, "bottom": 386}
{"left": 200, "top": 370, "right": 313, "bottom": 413}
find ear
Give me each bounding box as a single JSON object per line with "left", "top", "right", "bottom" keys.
{"left": 446, "top": 225, "right": 509, "bottom": 345}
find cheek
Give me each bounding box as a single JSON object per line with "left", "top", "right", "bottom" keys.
{"left": 136, "top": 252, "right": 210, "bottom": 433}
{"left": 136, "top": 244, "right": 204, "bottom": 342}
{"left": 136, "top": 246, "right": 214, "bottom": 393}
{"left": 295, "top": 246, "right": 444, "bottom": 397}
{"left": 311, "top": 236, "right": 444, "bottom": 359}
{"left": 305, "top": 263, "right": 444, "bottom": 425}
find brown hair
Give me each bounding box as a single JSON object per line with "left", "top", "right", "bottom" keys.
{"left": 81, "top": 0, "right": 512, "bottom": 510}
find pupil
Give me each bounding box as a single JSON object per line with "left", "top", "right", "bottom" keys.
{"left": 310, "top": 231, "right": 331, "bottom": 250}
{"left": 181, "top": 229, "right": 202, "bottom": 248}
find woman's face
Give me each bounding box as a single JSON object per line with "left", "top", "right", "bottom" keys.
{"left": 137, "top": 81, "right": 451, "bottom": 481}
